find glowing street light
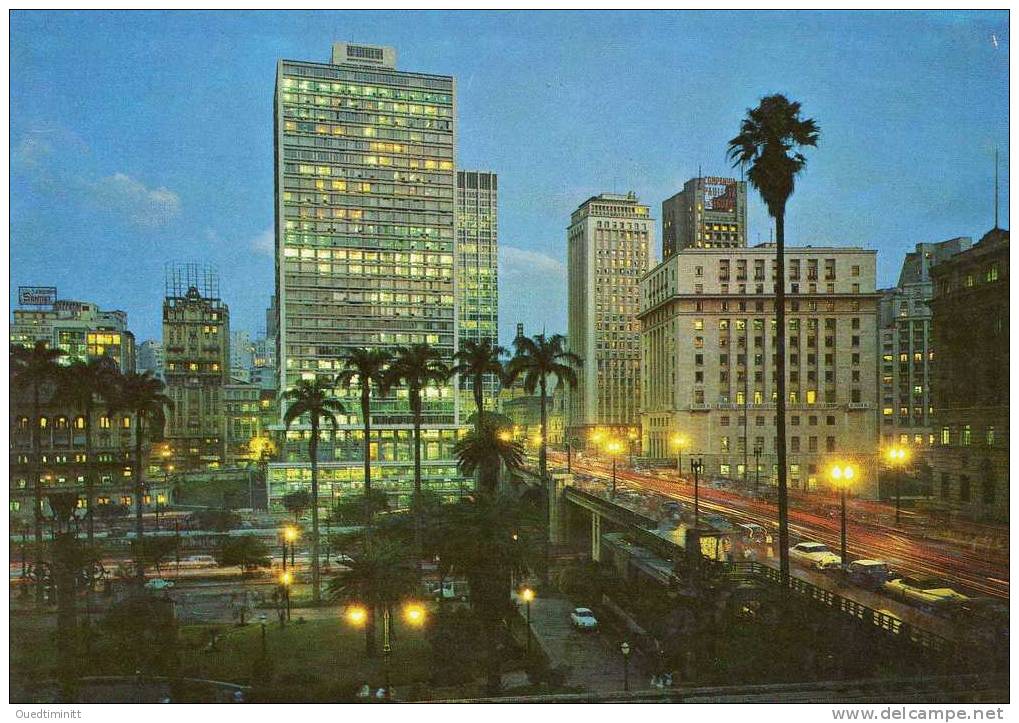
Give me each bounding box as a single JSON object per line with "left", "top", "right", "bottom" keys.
{"left": 886, "top": 446, "right": 910, "bottom": 525}
{"left": 829, "top": 463, "right": 856, "bottom": 567}
{"left": 520, "top": 587, "right": 536, "bottom": 654}
{"left": 670, "top": 433, "right": 688, "bottom": 473}
{"left": 282, "top": 524, "right": 299, "bottom": 571}
{"left": 605, "top": 439, "right": 624, "bottom": 497}
{"left": 345, "top": 601, "right": 427, "bottom": 700}
{"left": 497, "top": 430, "right": 513, "bottom": 443}
{"left": 346, "top": 605, "right": 368, "bottom": 626}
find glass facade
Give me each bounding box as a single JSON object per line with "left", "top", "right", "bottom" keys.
{"left": 456, "top": 170, "right": 500, "bottom": 404}
{"left": 272, "top": 45, "right": 466, "bottom": 507}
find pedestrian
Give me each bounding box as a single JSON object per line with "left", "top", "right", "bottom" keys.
{"left": 356, "top": 682, "right": 370, "bottom": 699}
{"left": 375, "top": 687, "right": 386, "bottom": 700}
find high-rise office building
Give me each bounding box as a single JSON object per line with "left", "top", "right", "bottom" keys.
{"left": 137, "top": 340, "right": 165, "bottom": 380}
{"left": 230, "top": 330, "right": 254, "bottom": 383}
{"left": 566, "top": 192, "right": 651, "bottom": 441}
{"left": 456, "top": 169, "right": 499, "bottom": 404}
{"left": 661, "top": 176, "right": 747, "bottom": 258}
{"left": 928, "top": 227, "right": 1009, "bottom": 521}
{"left": 639, "top": 245, "right": 880, "bottom": 497}
{"left": 163, "top": 265, "right": 230, "bottom": 470}
{"left": 877, "top": 237, "right": 971, "bottom": 452}
{"left": 11, "top": 297, "right": 136, "bottom": 372}
{"left": 273, "top": 42, "right": 462, "bottom": 509}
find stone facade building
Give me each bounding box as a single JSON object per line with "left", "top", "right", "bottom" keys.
{"left": 927, "top": 227, "right": 1009, "bottom": 521}
{"left": 639, "top": 244, "right": 881, "bottom": 497}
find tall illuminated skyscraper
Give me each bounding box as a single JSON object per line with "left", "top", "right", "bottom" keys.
{"left": 456, "top": 169, "right": 499, "bottom": 405}
{"left": 272, "top": 43, "right": 462, "bottom": 509}
{"left": 566, "top": 192, "right": 651, "bottom": 442}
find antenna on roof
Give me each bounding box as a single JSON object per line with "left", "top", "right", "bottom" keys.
{"left": 994, "top": 146, "right": 1000, "bottom": 229}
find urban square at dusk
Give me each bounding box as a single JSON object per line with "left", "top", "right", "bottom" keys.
{"left": 6, "top": 7, "right": 1012, "bottom": 714}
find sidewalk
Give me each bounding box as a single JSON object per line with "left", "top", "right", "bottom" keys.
{"left": 514, "top": 593, "right": 649, "bottom": 693}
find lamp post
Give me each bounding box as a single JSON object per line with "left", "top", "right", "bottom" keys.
{"left": 259, "top": 613, "right": 268, "bottom": 655}
{"left": 620, "top": 641, "right": 631, "bottom": 691}
{"left": 886, "top": 447, "right": 909, "bottom": 525}
{"left": 753, "top": 445, "right": 762, "bottom": 493}
{"left": 520, "top": 587, "right": 535, "bottom": 655}
{"left": 691, "top": 458, "right": 704, "bottom": 527}
{"left": 670, "top": 434, "right": 687, "bottom": 474}
{"left": 280, "top": 570, "right": 292, "bottom": 622}
{"left": 605, "top": 439, "right": 624, "bottom": 497}
{"left": 829, "top": 463, "right": 856, "bottom": 568}
{"left": 282, "top": 525, "right": 298, "bottom": 571}
{"left": 627, "top": 428, "right": 639, "bottom": 467}
{"left": 347, "top": 602, "right": 425, "bottom": 701}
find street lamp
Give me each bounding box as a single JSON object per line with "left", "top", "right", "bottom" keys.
{"left": 259, "top": 613, "right": 268, "bottom": 655}
{"left": 279, "top": 570, "right": 293, "bottom": 622}
{"left": 605, "top": 439, "right": 624, "bottom": 497}
{"left": 282, "top": 525, "right": 299, "bottom": 570}
{"left": 627, "top": 428, "right": 639, "bottom": 467}
{"left": 670, "top": 433, "right": 688, "bottom": 474}
{"left": 829, "top": 463, "right": 856, "bottom": 568}
{"left": 520, "top": 586, "right": 535, "bottom": 655}
{"left": 348, "top": 602, "right": 425, "bottom": 700}
{"left": 690, "top": 457, "right": 704, "bottom": 527}
{"left": 886, "top": 446, "right": 909, "bottom": 525}
{"left": 620, "top": 641, "right": 632, "bottom": 691}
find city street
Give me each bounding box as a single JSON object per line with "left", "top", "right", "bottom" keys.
{"left": 553, "top": 452, "right": 1009, "bottom": 600}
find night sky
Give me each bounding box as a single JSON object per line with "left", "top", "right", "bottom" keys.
{"left": 10, "top": 10, "right": 1009, "bottom": 346}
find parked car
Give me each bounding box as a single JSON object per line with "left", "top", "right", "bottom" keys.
{"left": 883, "top": 575, "right": 969, "bottom": 609}
{"left": 144, "top": 578, "right": 175, "bottom": 591}
{"left": 570, "top": 607, "right": 599, "bottom": 631}
{"left": 845, "top": 559, "right": 892, "bottom": 589}
{"left": 789, "top": 541, "right": 842, "bottom": 570}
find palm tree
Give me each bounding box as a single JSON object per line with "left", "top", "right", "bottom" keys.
{"left": 384, "top": 344, "right": 450, "bottom": 552}
{"left": 451, "top": 339, "right": 505, "bottom": 425}
{"left": 336, "top": 348, "right": 392, "bottom": 526}
{"left": 505, "top": 333, "right": 582, "bottom": 482}
{"left": 327, "top": 538, "right": 418, "bottom": 658}
{"left": 728, "top": 94, "right": 820, "bottom": 585}
{"left": 454, "top": 421, "right": 524, "bottom": 496}
{"left": 54, "top": 356, "right": 119, "bottom": 545}
{"left": 282, "top": 377, "right": 347, "bottom": 605}
{"left": 11, "top": 341, "right": 65, "bottom": 597}
{"left": 106, "top": 371, "right": 172, "bottom": 586}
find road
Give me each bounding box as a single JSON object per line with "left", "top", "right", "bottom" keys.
{"left": 552, "top": 452, "right": 1009, "bottom": 601}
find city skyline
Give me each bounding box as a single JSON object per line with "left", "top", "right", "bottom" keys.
{"left": 10, "top": 10, "right": 1010, "bottom": 346}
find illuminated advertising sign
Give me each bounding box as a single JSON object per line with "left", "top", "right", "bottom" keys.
{"left": 703, "top": 178, "right": 737, "bottom": 213}
{"left": 18, "top": 286, "right": 57, "bottom": 306}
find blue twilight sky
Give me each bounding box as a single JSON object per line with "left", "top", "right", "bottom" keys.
{"left": 10, "top": 10, "right": 1009, "bottom": 347}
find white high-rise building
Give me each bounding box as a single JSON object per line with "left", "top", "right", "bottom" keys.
{"left": 566, "top": 192, "right": 652, "bottom": 442}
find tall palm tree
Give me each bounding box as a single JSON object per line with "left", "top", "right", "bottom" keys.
{"left": 11, "top": 341, "right": 65, "bottom": 597}
{"left": 385, "top": 344, "right": 449, "bottom": 501}
{"left": 55, "top": 356, "right": 120, "bottom": 545}
{"left": 505, "top": 333, "right": 582, "bottom": 482}
{"left": 326, "top": 538, "right": 418, "bottom": 658}
{"left": 336, "top": 347, "right": 392, "bottom": 526}
{"left": 728, "top": 94, "right": 820, "bottom": 585}
{"left": 106, "top": 371, "right": 172, "bottom": 586}
{"left": 282, "top": 376, "right": 347, "bottom": 604}
{"left": 451, "top": 339, "right": 505, "bottom": 425}
{"left": 454, "top": 421, "right": 524, "bottom": 496}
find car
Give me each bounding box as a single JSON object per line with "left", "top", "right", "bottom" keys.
{"left": 570, "top": 607, "right": 598, "bottom": 631}
{"left": 882, "top": 575, "right": 969, "bottom": 608}
{"left": 845, "top": 559, "right": 892, "bottom": 589}
{"left": 144, "top": 578, "right": 175, "bottom": 591}
{"left": 789, "top": 541, "right": 842, "bottom": 570}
